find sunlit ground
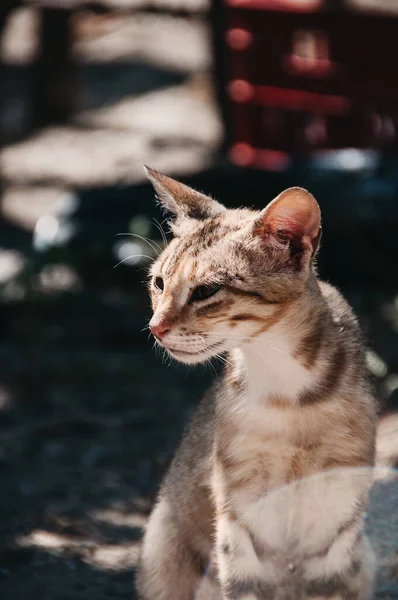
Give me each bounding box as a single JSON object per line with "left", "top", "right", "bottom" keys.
{"left": 0, "top": 5, "right": 221, "bottom": 226}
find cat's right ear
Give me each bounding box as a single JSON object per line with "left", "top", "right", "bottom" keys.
{"left": 253, "top": 187, "right": 322, "bottom": 266}
{"left": 144, "top": 166, "right": 226, "bottom": 221}
{"left": 253, "top": 187, "right": 322, "bottom": 260}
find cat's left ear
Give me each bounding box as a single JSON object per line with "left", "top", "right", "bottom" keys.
{"left": 144, "top": 166, "right": 226, "bottom": 221}
{"left": 254, "top": 187, "right": 322, "bottom": 257}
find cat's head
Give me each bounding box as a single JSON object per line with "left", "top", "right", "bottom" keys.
{"left": 145, "top": 167, "right": 321, "bottom": 364}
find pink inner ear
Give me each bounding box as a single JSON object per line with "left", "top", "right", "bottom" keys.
{"left": 264, "top": 188, "right": 321, "bottom": 241}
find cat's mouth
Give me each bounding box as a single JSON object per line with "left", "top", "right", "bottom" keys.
{"left": 167, "top": 348, "right": 203, "bottom": 356}
{"left": 161, "top": 339, "right": 226, "bottom": 358}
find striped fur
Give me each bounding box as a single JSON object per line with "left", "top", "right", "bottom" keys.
{"left": 136, "top": 170, "right": 377, "bottom": 600}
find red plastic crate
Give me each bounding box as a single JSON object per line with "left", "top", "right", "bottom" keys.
{"left": 213, "top": 0, "right": 398, "bottom": 168}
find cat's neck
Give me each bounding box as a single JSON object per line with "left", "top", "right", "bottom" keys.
{"left": 231, "top": 290, "right": 329, "bottom": 403}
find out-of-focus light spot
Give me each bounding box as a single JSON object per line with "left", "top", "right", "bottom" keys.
{"left": 373, "top": 114, "right": 395, "bottom": 141}
{"left": 55, "top": 191, "right": 80, "bottom": 218}
{"left": 88, "top": 544, "right": 140, "bottom": 570}
{"left": 228, "top": 80, "right": 255, "bottom": 103}
{"left": 366, "top": 349, "right": 388, "bottom": 378}
{"left": 0, "top": 7, "right": 39, "bottom": 65}
{"left": 304, "top": 116, "right": 327, "bottom": 146}
{"left": 38, "top": 264, "right": 81, "bottom": 293}
{"left": 2, "top": 281, "right": 25, "bottom": 302}
{"left": 225, "top": 29, "right": 253, "bottom": 51}
{"left": 129, "top": 215, "right": 151, "bottom": 237}
{"left": 91, "top": 508, "right": 146, "bottom": 528}
{"left": 229, "top": 143, "right": 256, "bottom": 166}
{"left": 18, "top": 530, "right": 73, "bottom": 550}
{"left": 18, "top": 527, "right": 140, "bottom": 569}
{"left": 54, "top": 222, "right": 76, "bottom": 247}
{"left": 0, "top": 386, "right": 12, "bottom": 410}
{"left": 114, "top": 240, "right": 152, "bottom": 267}
{"left": 339, "top": 149, "right": 367, "bottom": 170}
{"left": 256, "top": 149, "right": 290, "bottom": 171}
{"left": 312, "top": 149, "right": 379, "bottom": 171}
{"left": 0, "top": 250, "right": 25, "bottom": 283}
{"left": 33, "top": 215, "right": 59, "bottom": 251}
{"left": 231, "top": 144, "right": 290, "bottom": 171}
{"left": 384, "top": 374, "right": 398, "bottom": 397}
{"left": 33, "top": 215, "right": 75, "bottom": 252}
{"left": 380, "top": 298, "right": 398, "bottom": 331}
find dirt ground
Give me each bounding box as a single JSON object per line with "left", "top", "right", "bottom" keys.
{"left": 1, "top": 5, "right": 398, "bottom": 600}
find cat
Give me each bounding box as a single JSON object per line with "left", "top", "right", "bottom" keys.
{"left": 136, "top": 167, "right": 377, "bottom": 600}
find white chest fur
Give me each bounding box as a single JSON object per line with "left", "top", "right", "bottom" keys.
{"left": 236, "top": 324, "right": 317, "bottom": 401}
{"left": 216, "top": 336, "right": 370, "bottom": 561}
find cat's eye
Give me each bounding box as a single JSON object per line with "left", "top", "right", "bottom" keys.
{"left": 190, "top": 283, "right": 222, "bottom": 303}
{"left": 154, "top": 276, "right": 164, "bottom": 291}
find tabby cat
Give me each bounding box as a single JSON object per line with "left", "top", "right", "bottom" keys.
{"left": 136, "top": 168, "right": 377, "bottom": 600}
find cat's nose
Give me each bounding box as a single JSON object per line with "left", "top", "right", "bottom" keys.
{"left": 149, "top": 320, "right": 170, "bottom": 341}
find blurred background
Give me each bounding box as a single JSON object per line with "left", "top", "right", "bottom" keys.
{"left": 1, "top": 0, "right": 398, "bottom": 598}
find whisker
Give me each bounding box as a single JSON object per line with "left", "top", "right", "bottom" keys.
{"left": 152, "top": 218, "right": 168, "bottom": 246}
{"left": 113, "top": 254, "right": 154, "bottom": 268}
{"left": 205, "top": 358, "right": 217, "bottom": 376}
{"left": 115, "top": 232, "right": 162, "bottom": 255}
{"left": 214, "top": 352, "right": 234, "bottom": 368}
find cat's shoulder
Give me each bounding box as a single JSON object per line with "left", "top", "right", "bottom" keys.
{"left": 318, "top": 280, "right": 363, "bottom": 343}
{"left": 319, "top": 280, "right": 356, "bottom": 318}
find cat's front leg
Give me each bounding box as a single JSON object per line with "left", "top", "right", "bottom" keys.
{"left": 303, "top": 531, "right": 376, "bottom": 600}
{"left": 215, "top": 511, "right": 278, "bottom": 600}
{"left": 214, "top": 514, "right": 375, "bottom": 600}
